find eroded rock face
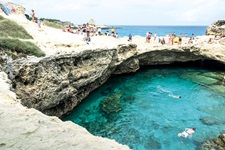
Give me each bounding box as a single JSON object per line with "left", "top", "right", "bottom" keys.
{"left": 0, "top": 72, "right": 130, "bottom": 150}
{"left": 4, "top": 45, "right": 139, "bottom": 118}
{"left": 206, "top": 20, "right": 225, "bottom": 36}
{"left": 5, "top": 49, "right": 117, "bottom": 117}
{"left": 1, "top": 42, "right": 225, "bottom": 150}
{"left": 4, "top": 44, "right": 225, "bottom": 118}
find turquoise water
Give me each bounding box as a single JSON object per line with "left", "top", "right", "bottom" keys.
{"left": 64, "top": 67, "right": 225, "bottom": 150}
{"left": 102, "top": 25, "right": 207, "bottom": 37}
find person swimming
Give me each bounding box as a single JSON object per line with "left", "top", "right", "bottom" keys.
{"left": 169, "top": 94, "right": 181, "bottom": 98}
{"left": 178, "top": 128, "right": 196, "bottom": 139}
{"left": 157, "top": 86, "right": 181, "bottom": 98}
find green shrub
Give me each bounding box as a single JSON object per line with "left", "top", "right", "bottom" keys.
{"left": 43, "top": 20, "right": 64, "bottom": 30}
{"left": 0, "top": 18, "right": 33, "bottom": 39}
{"left": 0, "top": 38, "right": 45, "bottom": 58}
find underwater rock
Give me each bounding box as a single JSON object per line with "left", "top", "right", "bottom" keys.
{"left": 200, "top": 134, "right": 225, "bottom": 150}
{"left": 101, "top": 92, "right": 122, "bottom": 114}
{"left": 121, "top": 128, "right": 141, "bottom": 148}
{"left": 210, "top": 85, "right": 225, "bottom": 95}
{"left": 181, "top": 73, "right": 219, "bottom": 86}
{"left": 199, "top": 117, "right": 225, "bottom": 125}
{"left": 197, "top": 105, "right": 225, "bottom": 117}
{"left": 144, "top": 136, "right": 161, "bottom": 150}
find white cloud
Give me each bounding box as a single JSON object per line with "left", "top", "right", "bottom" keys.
{"left": 7, "top": 0, "right": 225, "bottom": 25}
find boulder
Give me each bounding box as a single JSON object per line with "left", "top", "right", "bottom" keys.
{"left": 206, "top": 20, "right": 225, "bottom": 36}
{"left": 101, "top": 92, "right": 122, "bottom": 114}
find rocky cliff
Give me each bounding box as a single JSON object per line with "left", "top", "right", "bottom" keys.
{"left": 206, "top": 20, "right": 225, "bottom": 36}
{"left": 0, "top": 72, "right": 130, "bottom": 150}
{"left": 3, "top": 44, "right": 225, "bottom": 118}
{"left": 2, "top": 42, "right": 225, "bottom": 150}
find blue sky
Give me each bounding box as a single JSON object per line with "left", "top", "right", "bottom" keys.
{"left": 8, "top": 0, "right": 225, "bottom": 25}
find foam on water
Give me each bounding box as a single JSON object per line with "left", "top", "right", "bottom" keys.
{"left": 64, "top": 67, "right": 225, "bottom": 150}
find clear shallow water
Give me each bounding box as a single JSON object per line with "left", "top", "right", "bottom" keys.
{"left": 64, "top": 67, "right": 225, "bottom": 150}
{"left": 101, "top": 25, "right": 207, "bottom": 37}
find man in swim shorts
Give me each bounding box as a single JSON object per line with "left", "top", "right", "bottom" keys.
{"left": 178, "top": 128, "right": 196, "bottom": 138}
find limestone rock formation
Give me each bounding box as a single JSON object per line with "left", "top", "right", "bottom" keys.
{"left": 101, "top": 92, "right": 123, "bottom": 114}
{"left": 2, "top": 44, "right": 139, "bottom": 118}
{"left": 200, "top": 134, "right": 225, "bottom": 150}
{"left": 0, "top": 72, "right": 130, "bottom": 150}
{"left": 3, "top": 44, "right": 225, "bottom": 119}
{"left": 206, "top": 20, "right": 225, "bottom": 36}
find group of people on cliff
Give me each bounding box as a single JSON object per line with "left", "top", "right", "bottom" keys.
{"left": 64, "top": 24, "right": 119, "bottom": 44}
{"left": 26, "top": 9, "right": 223, "bottom": 46}
{"left": 147, "top": 32, "right": 197, "bottom": 45}
{"left": 145, "top": 31, "right": 224, "bottom": 45}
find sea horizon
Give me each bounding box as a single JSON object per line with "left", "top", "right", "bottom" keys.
{"left": 100, "top": 25, "right": 208, "bottom": 37}
{"left": 107, "top": 25, "right": 208, "bottom": 26}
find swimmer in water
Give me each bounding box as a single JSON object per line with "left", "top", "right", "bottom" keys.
{"left": 169, "top": 94, "right": 181, "bottom": 98}
{"left": 178, "top": 128, "right": 196, "bottom": 138}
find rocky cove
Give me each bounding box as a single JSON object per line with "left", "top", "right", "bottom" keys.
{"left": 4, "top": 44, "right": 225, "bottom": 118}
{"left": 2, "top": 42, "right": 225, "bottom": 149}
{"left": 1, "top": 7, "right": 225, "bottom": 149}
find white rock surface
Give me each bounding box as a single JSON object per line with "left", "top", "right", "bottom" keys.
{"left": 0, "top": 71, "right": 130, "bottom": 150}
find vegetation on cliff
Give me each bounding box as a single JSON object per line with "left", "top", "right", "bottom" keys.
{"left": 0, "top": 15, "right": 32, "bottom": 39}
{"left": 0, "top": 39, "right": 45, "bottom": 58}
{"left": 0, "top": 15, "right": 45, "bottom": 57}
{"left": 42, "top": 20, "right": 65, "bottom": 30}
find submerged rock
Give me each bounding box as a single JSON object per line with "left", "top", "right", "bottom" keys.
{"left": 181, "top": 72, "right": 220, "bottom": 85}
{"left": 101, "top": 92, "right": 122, "bottom": 114}
{"left": 144, "top": 136, "right": 161, "bottom": 150}
{"left": 200, "top": 134, "right": 225, "bottom": 150}
{"left": 199, "top": 117, "right": 225, "bottom": 125}
{"left": 210, "top": 85, "right": 225, "bottom": 95}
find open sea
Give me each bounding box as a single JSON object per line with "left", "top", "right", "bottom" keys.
{"left": 101, "top": 25, "right": 207, "bottom": 37}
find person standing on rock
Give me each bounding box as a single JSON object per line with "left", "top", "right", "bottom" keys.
{"left": 128, "top": 33, "right": 132, "bottom": 42}
{"left": 31, "top": 9, "right": 35, "bottom": 22}
{"left": 81, "top": 24, "right": 87, "bottom": 41}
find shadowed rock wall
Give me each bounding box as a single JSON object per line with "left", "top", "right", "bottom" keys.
{"left": 3, "top": 44, "right": 223, "bottom": 118}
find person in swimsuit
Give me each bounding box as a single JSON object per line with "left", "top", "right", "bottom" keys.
{"left": 31, "top": 9, "right": 35, "bottom": 22}
{"left": 147, "top": 32, "right": 151, "bottom": 43}
{"left": 178, "top": 128, "right": 196, "bottom": 138}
